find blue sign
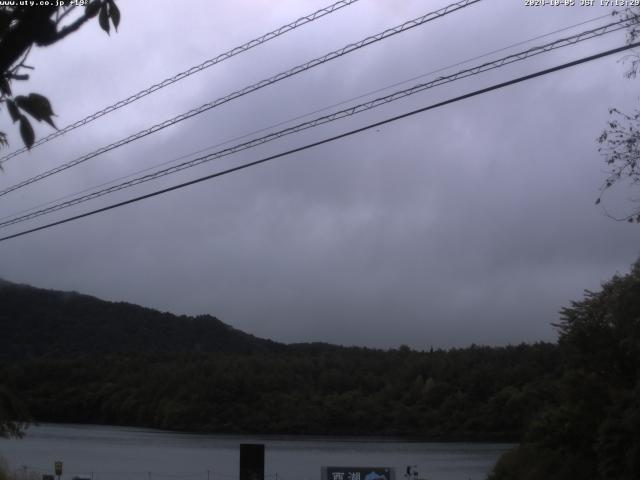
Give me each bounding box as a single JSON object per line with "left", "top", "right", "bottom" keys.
{"left": 323, "top": 467, "right": 394, "bottom": 480}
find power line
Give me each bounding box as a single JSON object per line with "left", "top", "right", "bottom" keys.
{"left": 309, "top": 12, "right": 614, "bottom": 115}
{"left": 0, "top": 18, "right": 628, "bottom": 227}
{"left": 0, "top": 12, "right": 613, "bottom": 225}
{"left": 1, "top": 40, "right": 637, "bottom": 244}
{"left": 0, "top": 0, "right": 360, "bottom": 165}
{"left": 0, "top": 0, "right": 482, "bottom": 198}
{"left": 0, "top": 17, "right": 629, "bottom": 230}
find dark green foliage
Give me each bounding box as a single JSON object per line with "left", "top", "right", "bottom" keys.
{"left": 0, "top": 346, "right": 560, "bottom": 438}
{"left": 556, "top": 262, "right": 640, "bottom": 387}
{"left": 490, "top": 260, "right": 640, "bottom": 479}
{"left": 488, "top": 444, "right": 595, "bottom": 480}
{"left": 18, "top": 117, "right": 34, "bottom": 149}
{"left": 0, "top": 1, "right": 118, "bottom": 150}
{"left": 0, "top": 280, "right": 560, "bottom": 439}
{"left": 15, "top": 93, "right": 56, "bottom": 128}
{"left": 5, "top": 258, "right": 639, "bottom": 480}
{"left": 0, "top": 384, "right": 30, "bottom": 438}
{"left": 0, "top": 281, "right": 280, "bottom": 359}
{"left": 596, "top": 383, "right": 640, "bottom": 479}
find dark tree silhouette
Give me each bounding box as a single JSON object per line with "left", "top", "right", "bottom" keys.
{"left": 0, "top": 0, "right": 120, "bottom": 150}
{"left": 0, "top": 385, "right": 29, "bottom": 438}
{"left": 489, "top": 259, "right": 640, "bottom": 480}
{"left": 0, "top": 1, "right": 120, "bottom": 437}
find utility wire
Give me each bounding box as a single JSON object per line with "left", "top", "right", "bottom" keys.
{"left": 0, "top": 18, "right": 630, "bottom": 230}
{"left": 1, "top": 41, "right": 637, "bottom": 244}
{"left": 0, "top": 0, "right": 360, "bottom": 165}
{"left": 0, "top": 12, "right": 613, "bottom": 225}
{"left": 0, "top": 0, "right": 481, "bottom": 198}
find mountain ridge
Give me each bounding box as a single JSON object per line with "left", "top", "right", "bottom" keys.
{"left": 0, "top": 279, "right": 284, "bottom": 359}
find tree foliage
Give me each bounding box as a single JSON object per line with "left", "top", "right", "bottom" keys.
{"left": 0, "top": 456, "right": 10, "bottom": 480}
{"left": 0, "top": 344, "right": 560, "bottom": 439}
{"left": 0, "top": 385, "right": 29, "bottom": 438}
{"left": 0, "top": 0, "right": 120, "bottom": 150}
{"left": 3, "top": 262, "right": 640, "bottom": 475}
{"left": 0, "top": 0, "right": 120, "bottom": 437}
{"left": 597, "top": 8, "right": 640, "bottom": 221}
{"left": 0, "top": 279, "right": 562, "bottom": 440}
{"left": 489, "top": 260, "right": 640, "bottom": 479}
{"left": 0, "top": 280, "right": 281, "bottom": 359}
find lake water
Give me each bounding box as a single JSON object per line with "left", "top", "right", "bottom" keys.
{"left": 0, "top": 424, "right": 513, "bottom": 480}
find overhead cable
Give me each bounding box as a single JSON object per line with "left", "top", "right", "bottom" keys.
{"left": 0, "top": 0, "right": 482, "bottom": 198}
{"left": 0, "top": 0, "right": 360, "bottom": 165}
{"left": 1, "top": 40, "right": 638, "bottom": 243}
{"left": 0, "top": 17, "right": 630, "bottom": 230}
{"left": 2, "top": 11, "right": 611, "bottom": 224}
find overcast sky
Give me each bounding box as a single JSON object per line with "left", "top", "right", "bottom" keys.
{"left": 0, "top": 0, "right": 639, "bottom": 349}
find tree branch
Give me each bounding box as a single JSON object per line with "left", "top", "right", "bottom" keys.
{"left": 55, "top": 5, "right": 76, "bottom": 27}
{"left": 41, "top": 2, "right": 104, "bottom": 46}
{"left": 0, "top": 6, "right": 56, "bottom": 73}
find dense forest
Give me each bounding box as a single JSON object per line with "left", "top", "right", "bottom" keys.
{"left": 0, "top": 344, "right": 560, "bottom": 439}
{"left": 489, "top": 260, "right": 640, "bottom": 480}
{"left": 0, "top": 279, "right": 561, "bottom": 439}
{"left": 0, "top": 279, "right": 281, "bottom": 359}
{"left": 0, "top": 282, "right": 560, "bottom": 440}
{"left": 1, "top": 260, "right": 639, "bottom": 479}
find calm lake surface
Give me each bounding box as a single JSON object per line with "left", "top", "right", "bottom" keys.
{"left": 0, "top": 424, "right": 513, "bottom": 480}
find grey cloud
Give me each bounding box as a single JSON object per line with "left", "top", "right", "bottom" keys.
{"left": 1, "top": 0, "right": 639, "bottom": 349}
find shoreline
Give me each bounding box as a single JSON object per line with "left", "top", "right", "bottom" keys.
{"left": 18, "top": 422, "right": 519, "bottom": 445}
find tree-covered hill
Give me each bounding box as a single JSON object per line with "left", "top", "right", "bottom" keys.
{"left": 5, "top": 261, "right": 638, "bottom": 479}
{"left": 0, "top": 280, "right": 282, "bottom": 359}
{"left": 489, "top": 260, "right": 640, "bottom": 480}
{"left": 0, "top": 278, "right": 562, "bottom": 440}
{"left": 1, "top": 344, "right": 561, "bottom": 439}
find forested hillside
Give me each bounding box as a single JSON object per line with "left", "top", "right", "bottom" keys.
{"left": 1, "top": 344, "right": 559, "bottom": 439}
{"left": 489, "top": 261, "right": 640, "bottom": 480}
{"left": 0, "top": 279, "right": 561, "bottom": 440}
{"left": 0, "top": 280, "right": 281, "bottom": 359}
{"left": 2, "top": 261, "right": 639, "bottom": 480}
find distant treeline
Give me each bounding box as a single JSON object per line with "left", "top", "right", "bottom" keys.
{"left": 1, "top": 343, "right": 559, "bottom": 439}
{"left": 0, "top": 279, "right": 560, "bottom": 439}
{"left": 1, "top": 259, "right": 639, "bottom": 480}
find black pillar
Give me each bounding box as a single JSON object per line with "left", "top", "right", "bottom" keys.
{"left": 239, "top": 444, "right": 264, "bottom": 480}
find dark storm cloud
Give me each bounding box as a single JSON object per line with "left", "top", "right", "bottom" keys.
{"left": 1, "top": 0, "right": 638, "bottom": 348}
